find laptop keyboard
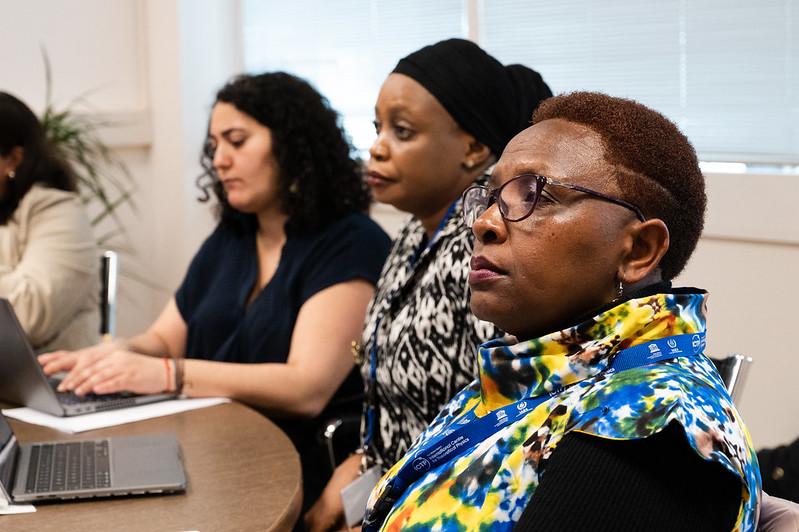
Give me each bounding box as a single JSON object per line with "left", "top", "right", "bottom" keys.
{"left": 25, "top": 440, "right": 111, "bottom": 493}
{"left": 57, "top": 391, "right": 139, "bottom": 410}
{"left": 49, "top": 377, "right": 140, "bottom": 411}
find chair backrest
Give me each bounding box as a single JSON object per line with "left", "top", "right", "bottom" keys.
{"left": 99, "top": 250, "right": 118, "bottom": 339}
{"left": 321, "top": 413, "right": 362, "bottom": 475}
{"left": 758, "top": 492, "right": 799, "bottom": 531}
{"left": 709, "top": 353, "right": 753, "bottom": 402}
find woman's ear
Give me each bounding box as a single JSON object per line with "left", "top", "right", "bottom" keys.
{"left": 462, "top": 138, "right": 492, "bottom": 171}
{"left": 3, "top": 146, "right": 24, "bottom": 174}
{"left": 618, "top": 218, "right": 670, "bottom": 285}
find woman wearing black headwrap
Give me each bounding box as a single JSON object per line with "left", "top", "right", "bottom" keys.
{"left": 305, "top": 38, "right": 551, "bottom": 531}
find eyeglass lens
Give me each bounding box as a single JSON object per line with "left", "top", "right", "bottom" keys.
{"left": 463, "top": 175, "right": 541, "bottom": 226}
{"left": 501, "top": 175, "right": 540, "bottom": 221}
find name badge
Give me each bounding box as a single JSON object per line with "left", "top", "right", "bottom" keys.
{"left": 341, "top": 466, "right": 381, "bottom": 527}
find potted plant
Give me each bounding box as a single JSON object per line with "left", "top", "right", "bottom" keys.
{"left": 38, "top": 51, "right": 137, "bottom": 250}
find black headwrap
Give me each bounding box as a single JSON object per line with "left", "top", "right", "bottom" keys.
{"left": 392, "top": 38, "right": 552, "bottom": 157}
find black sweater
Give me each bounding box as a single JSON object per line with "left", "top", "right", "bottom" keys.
{"left": 515, "top": 422, "right": 742, "bottom": 531}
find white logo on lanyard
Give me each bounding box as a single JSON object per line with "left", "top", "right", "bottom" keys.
{"left": 647, "top": 343, "right": 662, "bottom": 359}
{"left": 692, "top": 334, "right": 702, "bottom": 353}
{"left": 412, "top": 457, "right": 431, "bottom": 473}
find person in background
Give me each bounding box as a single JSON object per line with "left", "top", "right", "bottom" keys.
{"left": 0, "top": 92, "right": 98, "bottom": 352}
{"left": 362, "top": 91, "right": 760, "bottom": 531}
{"left": 305, "top": 38, "right": 552, "bottom": 531}
{"left": 39, "top": 72, "right": 392, "bottom": 511}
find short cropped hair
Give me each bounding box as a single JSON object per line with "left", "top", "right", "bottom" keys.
{"left": 198, "top": 72, "right": 370, "bottom": 234}
{"left": 533, "top": 91, "right": 706, "bottom": 280}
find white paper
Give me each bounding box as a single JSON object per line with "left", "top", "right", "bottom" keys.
{"left": 0, "top": 486, "right": 35, "bottom": 515}
{"left": 341, "top": 466, "right": 381, "bottom": 527}
{"left": 1, "top": 397, "right": 230, "bottom": 433}
{"left": 0, "top": 502, "right": 36, "bottom": 515}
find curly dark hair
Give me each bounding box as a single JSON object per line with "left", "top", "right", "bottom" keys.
{"left": 197, "top": 72, "right": 370, "bottom": 234}
{"left": 0, "top": 92, "right": 77, "bottom": 224}
{"left": 533, "top": 91, "right": 706, "bottom": 280}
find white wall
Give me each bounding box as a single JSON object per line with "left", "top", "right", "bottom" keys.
{"left": 676, "top": 173, "right": 799, "bottom": 448}
{"left": 1, "top": 0, "right": 233, "bottom": 334}
{"left": 2, "top": 0, "right": 797, "bottom": 449}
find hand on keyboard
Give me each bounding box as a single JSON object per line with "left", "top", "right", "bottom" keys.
{"left": 52, "top": 349, "right": 172, "bottom": 396}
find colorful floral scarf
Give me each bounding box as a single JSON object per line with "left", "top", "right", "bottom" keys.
{"left": 364, "top": 290, "right": 761, "bottom": 531}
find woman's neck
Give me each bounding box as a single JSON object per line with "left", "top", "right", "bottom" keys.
{"left": 417, "top": 168, "right": 488, "bottom": 238}
{"left": 256, "top": 208, "right": 289, "bottom": 245}
{"left": 515, "top": 278, "right": 672, "bottom": 341}
{"left": 419, "top": 201, "right": 456, "bottom": 239}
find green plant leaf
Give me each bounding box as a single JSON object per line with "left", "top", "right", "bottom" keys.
{"left": 39, "top": 47, "right": 140, "bottom": 286}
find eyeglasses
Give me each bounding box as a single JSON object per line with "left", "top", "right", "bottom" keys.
{"left": 461, "top": 173, "right": 646, "bottom": 227}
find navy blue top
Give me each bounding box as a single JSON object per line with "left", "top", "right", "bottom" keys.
{"left": 175, "top": 212, "right": 391, "bottom": 507}
{"left": 176, "top": 213, "right": 390, "bottom": 365}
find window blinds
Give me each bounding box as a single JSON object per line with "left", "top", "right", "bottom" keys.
{"left": 480, "top": 0, "right": 798, "bottom": 163}
{"left": 242, "top": 0, "right": 466, "bottom": 151}
{"left": 241, "top": 0, "right": 798, "bottom": 163}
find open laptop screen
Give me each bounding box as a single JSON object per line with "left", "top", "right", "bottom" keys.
{"left": 0, "top": 414, "right": 11, "bottom": 449}
{"left": 0, "top": 414, "right": 17, "bottom": 496}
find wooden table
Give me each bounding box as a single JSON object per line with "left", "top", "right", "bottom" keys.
{"left": 2, "top": 402, "right": 302, "bottom": 531}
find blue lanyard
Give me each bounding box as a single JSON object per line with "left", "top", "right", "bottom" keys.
{"left": 408, "top": 200, "right": 458, "bottom": 267}
{"left": 363, "top": 200, "right": 459, "bottom": 451}
{"left": 364, "top": 332, "right": 706, "bottom": 528}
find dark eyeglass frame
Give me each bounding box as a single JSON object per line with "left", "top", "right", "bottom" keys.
{"left": 462, "top": 173, "right": 647, "bottom": 226}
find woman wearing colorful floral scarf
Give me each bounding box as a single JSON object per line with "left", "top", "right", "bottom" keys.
{"left": 362, "top": 92, "right": 761, "bottom": 531}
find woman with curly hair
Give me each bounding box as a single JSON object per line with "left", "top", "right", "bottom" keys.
{"left": 0, "top": 92, "right": 98, "bottom": 352}
{"left": 40, "top": 72, "right": 392, "bottom": 505}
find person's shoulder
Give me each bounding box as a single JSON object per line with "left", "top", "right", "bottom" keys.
{"left": 314, "top": 212, "right": 391, "bottom": 248}
{"left": 435, "top": 211, "right": 475, "bottom": 253}
{"left": 13, "top": 186, "right": 92, "bottom": 236}
{"left": 21, "top": 185, "right": 82, "bottom": 214}
{"left": 574, "top": 355, "right": 738, "bottom": 441}
{"left": 205, "top": 221, "right": 249, "bottom": 245}
{"left": 181, "top": 223, "right": 251, "bottom": 293}
{"left": 656, "top": 355, "right": 733, "bottom": 408}
{"left": 191, "top": 222, "right": 251, "bottom": 262}
{"left": 331, "top": 212, "right": 389, "bottom": 237}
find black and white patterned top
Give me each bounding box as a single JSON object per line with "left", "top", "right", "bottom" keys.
{"left": 360, "top": 198, "right": 498, "bottom": 469}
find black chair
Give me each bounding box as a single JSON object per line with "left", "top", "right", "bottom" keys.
{"left": 321, "top": 413, "right": 362, "bottom": 474}
{"left": 99, "top": 250, "right": 118, "bottom": 339}
{"left": 709, "top": 354, "right": 752, "bottom": 402}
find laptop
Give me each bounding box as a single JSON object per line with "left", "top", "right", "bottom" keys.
{"left": 0, "top": 299, "right": 174, "bottom": 416}
{"left": 0, "top": 412, "right": 186, "bottom": 503}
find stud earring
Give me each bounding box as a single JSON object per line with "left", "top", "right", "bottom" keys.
{"left": 7, "top": 170, "right": 15, "bottom": 180}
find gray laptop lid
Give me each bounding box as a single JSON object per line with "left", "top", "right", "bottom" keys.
{"left": 0, "top": 299, "right": 65, "bottom": 416}
{"left": 0, "top": 413, "right": 186, "bottom": 503}
{"left": 0, "top": 299, "right": 174, "bottom": 416}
